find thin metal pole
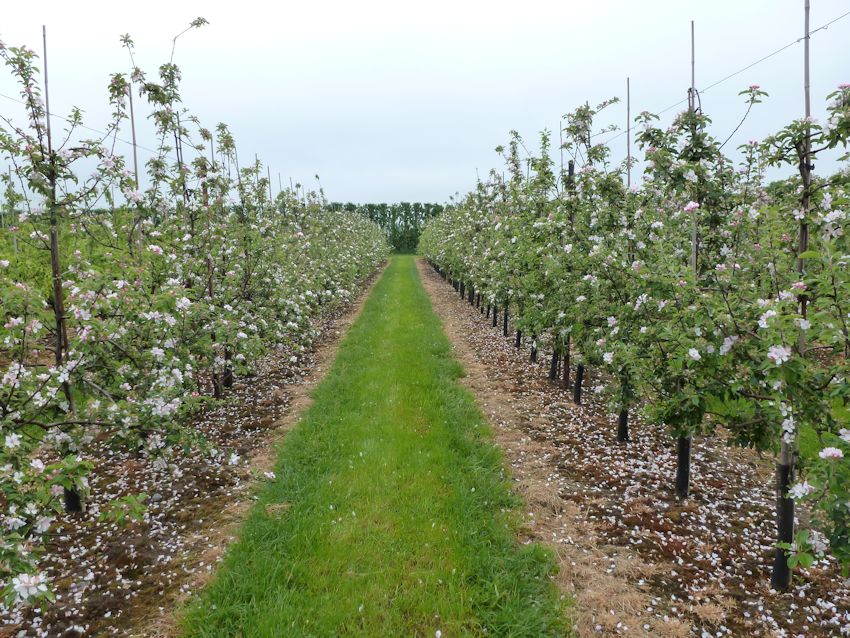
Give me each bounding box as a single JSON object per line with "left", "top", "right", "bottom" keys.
{"left": 677, "top": 20, "right": 697, "bottom": 501}
{"left": 800, "top": 0, "right": 811, "bottom": 306}
{"left": 804, "top": 0, "right": 811, "bottom": 120}
{"left": 689, "top": 20, "right": 697, "bottom": 274}
{"left": 43, "top": 26, "right": 53, "bottom": 155}
{"left": 267, "top": 166, "right": 273, "bottom": 201}
{"left": 558, "top": 119, "right": 564, "bottom": 192}
{"left": 128, "top": 85, "right": 140, "bottom": 188}
{"left": 691, "top": 20, "right": 697, "bottom": 99}
{"left": 626, "top": 77, "right": 631, "bottom": 189}
{"left": 773, "top": 1, "right": 810, "bottom": 591}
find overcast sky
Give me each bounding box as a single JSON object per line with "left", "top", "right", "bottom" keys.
{"left": 1, "top": 0, "right": 848, "bottom": 203}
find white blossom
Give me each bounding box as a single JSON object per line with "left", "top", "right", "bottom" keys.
{"left": 767, "top": 345, "right": 792, "bottom": 366}
{"left": 12, "top": 573, "right": 48, "bottom": 601}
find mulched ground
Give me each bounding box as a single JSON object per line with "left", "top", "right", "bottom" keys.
{"left": 420, "top": 261, "right": 850, "bottom": 638}
{"left": 0, "top": 274, "right": 379, "bottom": 638}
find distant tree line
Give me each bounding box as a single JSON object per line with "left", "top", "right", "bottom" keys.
{"left": 328, "top": 202, "right": 445, "bottom": 253}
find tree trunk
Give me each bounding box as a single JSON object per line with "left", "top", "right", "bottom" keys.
{"left": 515, "top": 330, "right": 522, "bottom": 348}
{"left": 573, "top": 364, "right": 584, "bottom": 404}
{"left": 64, "top": 487, "right": 82, "bottom": 513}
{"left": 771, "top": 458, "right": 794, "bottom": 590}
{"left": 549, "top": 350, "right": 559, "bottom": 381}
{"left": 561, "top": 338, "right": 571, "bottom": 390}
{"left": 492, "top": 306, "right": 498, "bottom": 328}
{"left": 49, "top": 225, "right": 73, "bottom": 410}
{"left": 223, "top": 348, "right": 234, "bottom": 389}
{"left": 530, "top": 335, "right": 537, "bottom": 363}
{"left": 617, "top": 408, "right": 629, "bottom": 442}
{"left": 676, "top": 435, "right": 692, "bottom": 498}
{"left": 502, "top": 306, "right": 509, "bottom": 337}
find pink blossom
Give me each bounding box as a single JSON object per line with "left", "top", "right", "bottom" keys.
{"left": 767, "top": 344, "right": 792, "bottom": 365}
{"left": 123, "top": 189, "right": 143, "bottom": 204}
{"left": 683, "top": 201, "right": 700, "bottom": 212}
{"left": 819, "top": 447, "right": 844, "bottom": 460}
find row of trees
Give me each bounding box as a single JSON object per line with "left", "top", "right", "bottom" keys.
{"left": 420, "top": 85, "right": 850, "bottom": 589}
{"left": 0, "top": 30, "right": 388, "bottom": 604}
{"left": 329, "top": 202, "right": 444, "bottom": 252}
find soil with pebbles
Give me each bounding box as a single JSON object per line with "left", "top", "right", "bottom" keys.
{"left": 0, "top": 267, "right": 384, "bottom": 638}
{"left": 417, "top": 258, "right": 850, "bottom": 638}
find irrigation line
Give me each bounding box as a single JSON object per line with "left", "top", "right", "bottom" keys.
{"left": 1, "top": 10, "right": 848, "bottom": 160}
{"left": 593, "top": 9, "right": 850, "bottom": 146}
{"left": 0, "top": 89, "right": 163, "bottom": 156}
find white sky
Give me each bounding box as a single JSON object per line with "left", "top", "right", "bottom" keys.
{"left": 1, "top": 0, "right": 849, "bottom": 203}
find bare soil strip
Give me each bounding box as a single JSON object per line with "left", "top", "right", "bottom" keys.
{"left": 416, "top": 258, "right": 850, "bottom": 638}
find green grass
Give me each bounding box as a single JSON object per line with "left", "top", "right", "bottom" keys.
{"left": 179, "top": 255, "right": 569, "bottom": 637}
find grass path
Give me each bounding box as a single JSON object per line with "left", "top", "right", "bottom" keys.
{"left": 180, "top": 256, "right": 568, "bottom": 637}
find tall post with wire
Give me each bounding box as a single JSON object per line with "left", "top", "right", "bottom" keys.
{"left": 772, "top": 0, "right": 811, "bottom": 592}
{"left": 676, "top": 20, "right": 697, "bottom": 500}
{"left": 619, "top": 76, "right": 634, "bottom": 442}
{"left": 43, "top": 26, "right": 80, "bottom": 509}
